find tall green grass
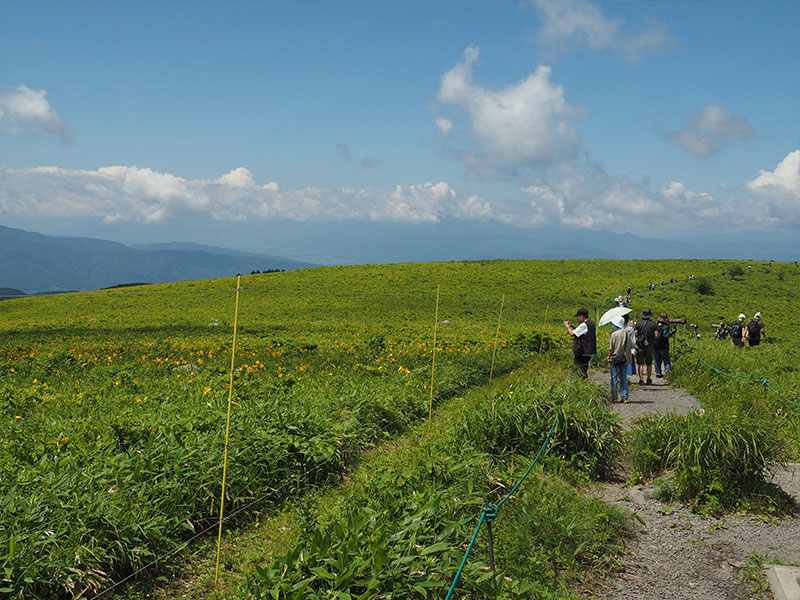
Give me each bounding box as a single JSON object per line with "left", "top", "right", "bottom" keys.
{"left": 630, "top": 411, "right": 788, "bottom": 514}
{"left": 242, "top": 374, "right": 627, "bottom": 599}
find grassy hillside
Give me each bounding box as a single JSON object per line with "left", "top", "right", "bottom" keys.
{"left": 1, "top": 259, "right": 797, "bottom": 599}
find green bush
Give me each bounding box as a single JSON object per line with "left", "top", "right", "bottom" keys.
{"left": 459, "top": 380, "right": 623, "bottom": 479}
{"left": 693, "top": 278, "right": 715, "bottom": 295}
{"left": 630, "top": 411, "right": 788, "bottom": 513}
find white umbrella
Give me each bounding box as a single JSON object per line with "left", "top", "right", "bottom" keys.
{"left": 598, "top": 306, "right": 632, "bottom": 327}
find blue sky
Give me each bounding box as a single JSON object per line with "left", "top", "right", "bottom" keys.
{"left": 1, "top": 0, "right": 798, "bottom": 246}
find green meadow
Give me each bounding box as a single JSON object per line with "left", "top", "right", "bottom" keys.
{"left": 1, "top": 259, "right": 797, "bottom": 599}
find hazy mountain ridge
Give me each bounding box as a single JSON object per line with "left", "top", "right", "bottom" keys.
{"left": 235, "top": 219, "right": 798, "bottom": 265}
{"left": 1, "top": 221, "right": 797, "bottom": 294}
{"left": 0, "top": 225, "right": 315, "bottom": 293}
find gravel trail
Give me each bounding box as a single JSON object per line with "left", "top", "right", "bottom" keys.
{"left": 587, "top": 368, "right": 800, "bottom": 600}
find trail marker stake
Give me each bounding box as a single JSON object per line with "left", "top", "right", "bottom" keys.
{"left": 489, "top": 294, "right": 505, "bottom": 385}
{"left": 428, "top": 285, "right": 440, "bottom": 427}
{"left": 539, "top": 304, "right": 549, "bottom": 354}
{"left": 214, "top": 275, "right": 241, "bottom": 586}
{"left": 486, "top": 515, "right": 496, "bottom": 589}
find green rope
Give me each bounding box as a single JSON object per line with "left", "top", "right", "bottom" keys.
{"left": 443, "top": 510, "right": 488, "bottom": 600}
{"left": 765, "top": 381, "right": 800, "bottom": 408}
{"left": 444, "top": 415, "right": 558, "bottom": 599}
{"left": 496, "top": 415, "right": 558, "bottom": 511}
{"left": 696, "top": 357, "right": 798, "bottom": 408}
{"left": 697, "top": 356, "right": 766, "bottom": 382}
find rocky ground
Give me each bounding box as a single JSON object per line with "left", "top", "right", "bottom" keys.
{"left": 588, "top": 368, "right": 800, "bottom": 600}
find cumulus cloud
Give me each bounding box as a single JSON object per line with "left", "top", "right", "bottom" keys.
{"left": 746, "top": 150, "right": 800, "bottom": 196}
{"left": 664, "top": 103, "right": 756, "bottom": 157}
{"left": 0, "top": 85, "right": 72, "bottom": 140}
{"left": 743, "top": 150, "right": 800, "bottom": 225}
{"left": 521, "top": 161, "right": 659, "bottom": 229}
{"left": 659, "top": 181, "right": 732, "bottom": 221}
{"left": 531, "top": 0, "right": 670, "bottom": 62}
{"left": 437, "top": 46, "right": 582, "bottom": 167}
{"left": 0, "top": 165, "right": 504, "bottom": 226}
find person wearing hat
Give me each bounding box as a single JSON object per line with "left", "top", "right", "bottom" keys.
{"left": 634, "top": 308, "right": 658, "bottom": 384}
{"left": 606, "top": 315, "right": 631, "bottom": 402}
{"left": 730, "top": 313, "right": 746, "bottom": 347}
{"left": 653, "top": 312, "right": 676, "bottom": 378}
{"left": 744, "top": 312, "right": 765, "bottom": 346}
{"left": 564, "top": 308, "right": 596, "bottom": 378}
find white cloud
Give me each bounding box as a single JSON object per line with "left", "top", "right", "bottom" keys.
{"left": 0, "top": 85, "right": 72, "bottom": 140}
{"left": 531, "top": 0, "right": 670, "bottom": 61}
{"left": 664, "top": 103, "right": 755, "bottom": 157}
{"left": 0, "top": 165, "right": 502, "bottom": 226}
{"left": 743, "top": 150, "right": 800, "bottom": 225}
{"left": 218, "top": 167, "right": 256, "bottom": 188}
{"left": 659, "top": 181, "right": 730, "bottom": 221}
{"left": 435, "top": 116, "right": 453, "bottom": 136}
{"left": 437, "top": 46, "right": 582, "bottom": 166}
{"left": 746, "top": 150, "right": 800, "bottom": 196}
{"left": 522, "top": 161, "right": 658, "bottom": 229}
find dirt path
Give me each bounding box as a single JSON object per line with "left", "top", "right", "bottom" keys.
{"left": 587, "top": 368, "right": 800, "bottom": 600}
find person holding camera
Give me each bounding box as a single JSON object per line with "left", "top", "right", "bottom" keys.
{"left": 653, "top": 312, "right": 676, "bottom": 377}
{"left": 564, "top": 308, "right": 596, "bottom": 378}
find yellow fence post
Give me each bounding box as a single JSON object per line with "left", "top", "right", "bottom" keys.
{"left": 539, "top": 305, "right": 549, "bottom": 354}
{"left": 428, "top": 285, "right": 440, "bottom": 428}
{"left": 214, "top": 275, "right": 242, "bottom": 586}
{"left": 489, "top": 294, "right": 505, "bottom": 385}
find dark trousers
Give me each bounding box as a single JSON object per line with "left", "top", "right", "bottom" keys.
{"left": 574, "top": 354, "right": 591, "bottom": 378}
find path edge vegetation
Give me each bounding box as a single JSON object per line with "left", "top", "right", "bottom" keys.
{"left": 123, "top": 355, "right": 631, "bottom": 600}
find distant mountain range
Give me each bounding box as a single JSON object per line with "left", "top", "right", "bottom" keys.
{"left": 0, "top": 225, "right": 315, "bottom": 294}
{"left": 1, "top": 221, "right": 797, "bottom": 294}
{"left": 233, "top": 219, "right": 799, "bottom": 265}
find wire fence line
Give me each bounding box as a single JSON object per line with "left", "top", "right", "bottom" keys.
{"left": 444, "top": 415, "right": 559, "bottom": 599}
{"left": 696, "top": 355, "right": 800, "bottom": 408}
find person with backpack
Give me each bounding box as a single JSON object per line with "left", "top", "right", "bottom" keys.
{"left": 606, "top": 315, "right": 632, "bottom": 403}
{"left": 634, "top": 308, "right": 658, "bottom": 384}
{"left": 564, "top": 307, "right": 596, "bottom": 378}
{"left": 730, "top": 313, "right": 746, "bottom": 347}
{"left": 745, "top": 312, "right": 765, "bottom": 346}
{"left": 653, "top": 312, "right": 676, "bottom": 378}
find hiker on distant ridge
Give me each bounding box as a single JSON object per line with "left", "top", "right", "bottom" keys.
{"left": 634, "top": 308, "right": 658, "bottom": 384}
{"left": 730, "top": 313, "right": 746, "bottom": 348}
{"left": 744, "top": 312, "right": 765, "bottom": 346}
{"left": 564, "top": 308, "right": 596, "bottom": 379}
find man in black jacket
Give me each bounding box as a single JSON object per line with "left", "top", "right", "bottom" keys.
{"left": 564, "top": 308, "right": 596, "bottom": 378}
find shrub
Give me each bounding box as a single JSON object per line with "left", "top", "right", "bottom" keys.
{"left": 693, "top": 278, "right": 715, "bottom": 295}
{"left": 729, "top": 265, "right": 745, "bottom": 278}
{"left": 630, "top": 411, "right": 788, "bottom": 513}
{"left": 460, "top": 380, "right": 624, "bottom": 479}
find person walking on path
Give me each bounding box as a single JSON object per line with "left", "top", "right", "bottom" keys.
{"left": 564, "top": 307, "right": 596, "bottom": 378}
{"left": 606, "top": 315, "right": 631, "bottom": 403}
{"left": 730, "top": 313, "right": 746, "bottom": 347}
{"left": 653, "top": 312, "right": 676, "bottom": 378}
{"left": 745, "top": 312, "right": 765, "bottom": 346}
{"left": 634, "top": 308, "right": 658, "bottom": 384}
{"left": 623, "top": 313, "right": 636, "bottom": 381}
